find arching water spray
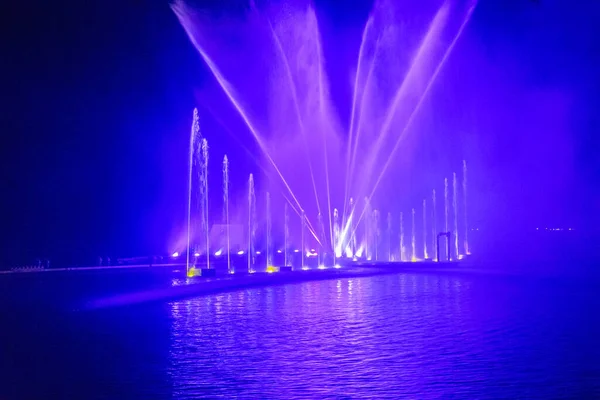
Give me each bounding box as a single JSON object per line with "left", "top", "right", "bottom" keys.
{"left": 223, "top": 155, "right": 231, "bottom": 273}
{"left": 172, "top": 3, "right": 305, "bottom": 218}
{"left": 248, "top": 174, "right": 256, "bottom": 273}
{"left": 411, "top": 208, "right": 416, "bottom": 261}
{"left": 453, "top": 172, "right": 459, "bottom": 259}
{"left": 266, "top": 192, "right": 272, "bottom": 268}
{"left": 432, "top": 189, "right": 437, "bottom": 261}
{"left": 360, "top": 3, "right": 478, "bottom": 210}
{"left": 463, "top": 160, "right": 469, "bottom": 254}
{"left": 423, "top": 199, "right": 428, "bottom": 259}
{"left": 186, "top": 108, "right": 200, "bottom": 277}
{"left": 400, "top": 212, "right": 405, "bottom": 261}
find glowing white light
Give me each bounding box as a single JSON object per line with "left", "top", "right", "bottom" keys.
{"left": 318, "top": 265, "right": 326, "bottom": 270}
{"left": 214, "top": 250, "right": 222, "bottom": 256}
{"left": 277, "top": 250, "right": 282, "bottom": 254}
{"left": 256, "top": 251, "right": 261, "bottom": 255}
{"left": 237, "top": 250, "right": 244, "bottom": 255}
{"left": 194, "top": 252, "right": 200, "bottom": 257}
{"left": 301, "top": 267, "right": 310, "bottom": 271}
{"left": 334, "top": 264, "right": 341, "bottom": 269}
{"left": 294, "top": 249, "right": 300, "bottom": 253}
{"left": 172, "top": 252, "right": 179, "bottom": 258}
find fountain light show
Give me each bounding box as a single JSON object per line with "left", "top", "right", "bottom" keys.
{"left": 171, "top": 0, "right": 477, "bottom": 276}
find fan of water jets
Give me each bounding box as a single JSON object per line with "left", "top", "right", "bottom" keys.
{"left": 173, "top": 0, "right": 477, "bottom": 255}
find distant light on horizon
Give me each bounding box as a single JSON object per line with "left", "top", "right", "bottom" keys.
{"left": 172, "top": 252, "right": 179, "bottom": 258}
{"left": 237, "top": 250, "right": 244, "bottom": 255}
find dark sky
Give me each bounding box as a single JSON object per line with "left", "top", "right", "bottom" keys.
{"left": 1, "top": 0, "right": 599, "bottom": 266}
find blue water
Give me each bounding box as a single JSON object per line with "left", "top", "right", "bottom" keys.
{"left": 2, "top": 269, "right": 600, "bottom": 399}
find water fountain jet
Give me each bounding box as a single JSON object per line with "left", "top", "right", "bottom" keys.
{"left": 223, "top": 155, "right": 231, "bottom": 273}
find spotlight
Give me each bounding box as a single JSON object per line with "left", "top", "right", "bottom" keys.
{"left": 172, "top": 252, "right": 179, "bottom": 258}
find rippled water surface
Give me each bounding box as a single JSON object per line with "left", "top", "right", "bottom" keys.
{"left": 4, "top": 271, "right": 600, "bottom": 399}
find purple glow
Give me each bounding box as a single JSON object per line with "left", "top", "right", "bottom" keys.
{"left": 172, "top": 0, "right": 480, "bottom": 262}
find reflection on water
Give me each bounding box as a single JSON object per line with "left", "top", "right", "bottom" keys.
{"left": 3, "top": 271, "right": 600, "bottom": 399}
{"left": 166, "top": 273, "right": 600, "bottom": 398}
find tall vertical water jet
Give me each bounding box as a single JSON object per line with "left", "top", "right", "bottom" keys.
{"left": 200, "top": 138, "right": 209, "bottom": 268}
{"left": 432, "top": 189, "right": 437, "bottom": 261}
{"left": 387, "top": 212, "right": 392, "bottom": 261}
{"left": 400, "top": 212, "right": 405, "bottom": 261}
{"left": 444, "top": 178, "right": 450, "bottom": 260}
{"left": 349, "top": 198, "right": 356, "bottom": 257}
{"left": 317, "top": 213, "right": 325, "bottom": 266}
{"left": 301, "top": 210, "right": 306, "bottom": 269}
{"left": 284, "top": 203, "right": 290, "bottom": 267}
{"left": 223, "top": 155, "right": 231, "bottom": 273}
{"left": 411, "top": 208, "right": 416, "bottom": 261}
{"left": 364, "top": 198, "right": 372, "bottom": 260}
{"left": 266, "top": 192, "right": 272, "bottom": 268}
{"left": 248, "top": 174, "right": 256, "bottom": 272}
{"left": 453, "top": 172, "right": 459, "bottom": 259}
{"left": 463, "top": 160, "right": 469, "bottom": 254}
{"left": 423, "top": 199, "right": 428, "bottom": 259}
{"left": 186, "top": 108, "right": 200, "bottom": 277}
{"left": 333, "top": 208, "right": 340, "bottom": 261}
{"left": 341, "top": 207, "right": 348, "bottom": 256}
{"left": 373, "top": 209, "right": 380, "bottom": 261}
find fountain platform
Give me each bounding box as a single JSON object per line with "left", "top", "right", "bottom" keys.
{"left": 199, "top": 268, "right": 216, "bottom": 277}
{"left": 81, "top": 260, "right": 472, "bottom": 310}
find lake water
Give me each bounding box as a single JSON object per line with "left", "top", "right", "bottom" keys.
{"left": 2, "top": 269, "right": 600, "bottom": 399}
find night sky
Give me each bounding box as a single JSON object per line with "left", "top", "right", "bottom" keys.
{"left": 2, "top": 0, "right": 599, "bottom": 266}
